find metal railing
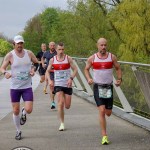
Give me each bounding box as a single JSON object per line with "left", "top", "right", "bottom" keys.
{"left": 72, "top": 57, "right": 150, "bottom": 119}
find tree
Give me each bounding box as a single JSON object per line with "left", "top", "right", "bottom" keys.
{"left": 109, "top": 0, "right": 150, "bottom": 62}
{"left": 22, "top": 14, "right": 44, "bottom": 54}
{"left": 40, "top": 8, "right": 60, "bottom": 42}
{"left": 0, "top": 39, "right": 12, "bottom": 56}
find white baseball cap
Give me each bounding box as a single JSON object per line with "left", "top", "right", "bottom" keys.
{"left": 14, "top": 35, "right": 24, "bottom": 43}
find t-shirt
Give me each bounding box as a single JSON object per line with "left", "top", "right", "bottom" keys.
{"left": 36, "top": 51, "right": 45, "bottom": 68}
{"left": 43, "top": 50, "right": 57, "bottom": 69}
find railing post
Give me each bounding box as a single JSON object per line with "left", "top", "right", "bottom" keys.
{"left": 73, "top": 60, "right": 93, "bottom": 96}
{"left": 113, "top": 76, "right": 133, "bottom": 113}
{"left": 71, "top": 69, "right": 83, "bottom": 91}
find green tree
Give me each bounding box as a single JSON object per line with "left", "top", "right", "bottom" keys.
{"left": 109, "top": 0, "right": 150, "bottom": 63}
{"left": 0, "top": 39, "right": 12, "bottom": 56}
{"left": 22, "top": 14, "right": 43, "bottom": 54}
{"left": 40, "top": 8, "right": 60, "bottom": 42}
{"left": 66, "top": 0, "right": 122, "bottom": 57}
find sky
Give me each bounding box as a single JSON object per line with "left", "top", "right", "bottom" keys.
{"left": 0, "top": 0, "right": 68, "bottom": 39}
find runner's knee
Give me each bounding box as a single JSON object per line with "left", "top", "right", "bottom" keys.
{"left": 58, "top": 102, "right": 64, "bottom": 108}
{"left": 65, "top": 104, "right": 70, "bottom": 109}
{"left": 105, "top": 110, "right": 112, "bottom": 117}
{"left": 100, "top": 109, "right": 105, "bottom": 117}
{"left": 13, "top": 109, "right": 20, "bottom": 115}
{"left": 25, "top": 108, "right": 32, "bottom": 114}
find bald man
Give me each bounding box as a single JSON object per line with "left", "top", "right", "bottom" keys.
{"left": 41, "top": 42, "right": 57, "bottom": 109}
{"left": 84, "top": 38, "right": 122, "bottom": 145}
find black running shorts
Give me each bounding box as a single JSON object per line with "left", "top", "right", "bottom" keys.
{"left": 54, "top": 86, "right": 72, "bottom": 95}
{"left": 93, "top": 83, "right": 113, "bottom": 109}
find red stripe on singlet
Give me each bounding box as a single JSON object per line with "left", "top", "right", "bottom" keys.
{"left": 53, "top": 63, "right": 70, "bottom": 70}
{"left": 92, "top": 62, "right": 113, "bottom": 69}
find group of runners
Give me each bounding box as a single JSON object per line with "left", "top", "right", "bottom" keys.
{"left": 0, "top": 35, "right": 122, "bottom": 145}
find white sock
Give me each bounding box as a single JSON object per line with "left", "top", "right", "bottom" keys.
{"left": 13, "top": 114, "right": 20, "bottom": 132}
{"left": 22, "top": 108, "right": 26, "bottom": 115}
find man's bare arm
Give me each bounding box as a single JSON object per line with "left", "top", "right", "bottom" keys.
{"left": 0, "top": 53, "right": 11, "bottom": 74}
{"left": 46, "top": 59, "right": 53, "bottom": 84}
{"left": 0, "top": 53, "right": 12, "bottom": 79}
{"left": 28, "top": 51, "right": 38, "bottom": 64}
{"left": 84, "top": 55, "right": 94, "bottom": 84}
{"left": 68, "top": 56, "right": 78, "bottom": 79}
{"left": 112, "top": 54, "right": 122, "bottom": 86}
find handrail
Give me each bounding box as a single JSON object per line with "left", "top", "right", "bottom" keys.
{"left": 72, "top": 56, "right": 150, "bottom": 117}
{"left": 72, "top": 57, "right": 150, "bottom": 67}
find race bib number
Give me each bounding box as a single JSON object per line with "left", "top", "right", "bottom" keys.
{"left": 16, "top": 72, "right": 29, "bottom": 80}
{"left": 55, "top": 71, "right": 69, "bottom": 80}
{"left": 98, "top": 85, "right": 112, "bottom": 99}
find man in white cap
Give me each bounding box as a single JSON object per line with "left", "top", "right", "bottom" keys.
{"left": 0, "top": 35, "right": 38, "bottom": 140}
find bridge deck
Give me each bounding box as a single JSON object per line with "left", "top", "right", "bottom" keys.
{"left": 0, "top": 76, "right": 149, "bottom": 150}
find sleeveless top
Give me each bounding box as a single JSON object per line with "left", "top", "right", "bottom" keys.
{"left": 10, "top": 49, "right": 32, "bottom": 89}
{"left": 52, "top": 55, "right": 71, "bottom": 87}
{"left": 92, "top": 52, "right": 113, "bottom": 84}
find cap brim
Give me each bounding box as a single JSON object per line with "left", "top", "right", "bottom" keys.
{"left": 15, "top": 40, "right": 24, "bottom": 44}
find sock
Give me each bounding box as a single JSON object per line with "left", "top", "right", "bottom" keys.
{"left": 13, "top": 114, "right": 20, "bottom": 132}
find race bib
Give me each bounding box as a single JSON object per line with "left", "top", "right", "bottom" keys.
{"left": 16, "top": 72, "right": 29, "bottom": 80}
{"left": 98, "top": 85, "right": 112, "bottom": 98}
{"left": 55, "top": 71, "right": 69, "bottom": 80}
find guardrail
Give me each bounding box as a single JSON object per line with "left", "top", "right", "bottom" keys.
{"left": 72, "top": 57, "right": 150, "bottom": 119}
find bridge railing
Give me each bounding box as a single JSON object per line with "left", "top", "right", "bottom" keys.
{"left": 72, "top": 57, "right": 150, "bottom": 119}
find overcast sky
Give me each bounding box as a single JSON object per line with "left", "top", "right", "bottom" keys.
{"left": 0, "top": 0, "right": 68, "bottom": 39}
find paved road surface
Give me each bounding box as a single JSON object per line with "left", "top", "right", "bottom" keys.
{"left": 0, "top": 76, "right": 149, "bottom": 150}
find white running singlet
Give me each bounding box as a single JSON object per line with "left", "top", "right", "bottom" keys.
{"left": 52, "top": 55, "right": 71, "bottom": 87}
{"left": 10, "top": 49, "right": 32, "bottom": 89}
{"left": 92, "top": 52, "right": 113, "bottom": 84}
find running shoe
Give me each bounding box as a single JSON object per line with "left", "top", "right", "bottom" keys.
{"left": 51, "top": 101, "right": 56, "bottom": 109}
{"left": 59, "top": 123, "right": 65, "bottom": 131}
{"left": 43, "top": 88, "right": 47, "bottom": 94}
{"left": 101, "top": 136, "right": 109, "bottom": 145}
{"left": 20, "top": 107, "right": 26, "bottom": 125}
{"left": 15, "top": 131, "right": 22, "bottom": 140}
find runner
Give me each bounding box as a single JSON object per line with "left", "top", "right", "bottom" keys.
{"left": 46, "top": 42, "right": 77, "bottom": 131}
{"left": 36, "top": 43, "right": 48, "bottom": 94}
{"left": 0, "top": 35, "right": 38, "bottom": 140}
{"left": 41, "top": 42, "right": 57, "bottom": 109}
{"left": 84, "top": 37, "right": 122, "bottom": 145}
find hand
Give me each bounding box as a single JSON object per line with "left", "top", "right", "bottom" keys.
{"left": 4, "top": 72, "right": 11, "bottom": 79}
{"left": 67, "top": 78, "right": 72, "bottom": 88}
{"left": 30, "top": 70, "right": 35, "bottom": 76}
{"left": 115, "top": 79, "right": 122, "bottom": 87}
{"left": 88, "top": 78, "right": 93, "bottom": 85}
{"left": 42, "top": 64, "right": 46, "bottom": 68}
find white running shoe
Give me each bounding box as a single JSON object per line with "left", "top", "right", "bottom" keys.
{"left": 59, "top": 123, "right": 65, "bottom": 131}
